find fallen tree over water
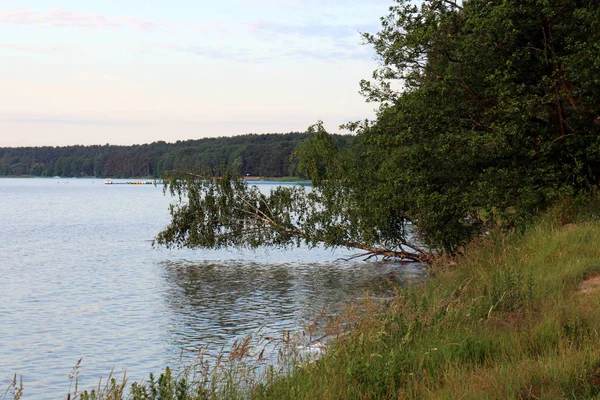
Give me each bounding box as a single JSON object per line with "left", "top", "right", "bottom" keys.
{"left": 154, "top": 168, "right": 433, "bottom": 263}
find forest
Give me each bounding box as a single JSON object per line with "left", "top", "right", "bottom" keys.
{"left": 0, "top": 132, "right": 350, "bottom": 178}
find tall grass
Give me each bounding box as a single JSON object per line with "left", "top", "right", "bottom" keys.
{"left": 6, "top": 196, "right": 600, "bottom": 399}
{"left": 256, "top": 197, "right": 600, "bottom": 399}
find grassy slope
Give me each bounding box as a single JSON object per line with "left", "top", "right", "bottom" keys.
{"left": 256, "top": 199, "right": 600, "bottom": 399}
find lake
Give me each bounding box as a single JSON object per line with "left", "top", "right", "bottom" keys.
{"left": 0, "top": 178, "right": 426, "bottom": 398}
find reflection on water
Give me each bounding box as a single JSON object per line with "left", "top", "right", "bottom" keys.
{"left": 160, "top": 260, "right": 426, "bottom": 363}
{"left": 0, "top": 179, "right": 427, "bottom": 398}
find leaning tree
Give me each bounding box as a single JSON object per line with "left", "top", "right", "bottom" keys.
{"left": 156, "top": 0, "right": 600, "bottom": 261}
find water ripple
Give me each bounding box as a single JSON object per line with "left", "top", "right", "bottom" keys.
{"left": 0, "top": 179, "right": 426, "bottom": 398}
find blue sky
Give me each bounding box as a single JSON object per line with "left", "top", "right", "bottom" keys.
{"left": 0, "top": 0, "right": 387, "bottom": 146}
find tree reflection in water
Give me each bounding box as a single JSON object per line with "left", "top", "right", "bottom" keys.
{"left": 159, "top": 260, "right": 426, "bottom": 364}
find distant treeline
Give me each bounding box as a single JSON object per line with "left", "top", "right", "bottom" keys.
{"left": 0, "top": 132, "right": 351, "bottom": 178}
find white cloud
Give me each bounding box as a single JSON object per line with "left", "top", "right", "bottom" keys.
{"left": 0, "top": 41, "right": 81, "bottom": 54}
{"left": 72, "top": 72, "right": 118, "bottom": 82}
{"left": 250, "top": 21, "right": 374, "bottom": 39}
{"left": 2, "top": 115, "right": 156, "bottom": 126}
{"left": 242, "top": 0, "right": 387, "bottom": 8}
{"left": 0, "top": 9, "right": 161, "bottom": 31}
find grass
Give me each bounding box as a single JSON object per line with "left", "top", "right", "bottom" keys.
{"left": 254, "top": 197, "right": 600, "bottom": 399}
{"left": 6, "top": 197, "right": 600, "bottom": 399}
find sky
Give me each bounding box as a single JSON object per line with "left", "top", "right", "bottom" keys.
{"left": 0, "top": 0, "right": 387, "bottom": 147}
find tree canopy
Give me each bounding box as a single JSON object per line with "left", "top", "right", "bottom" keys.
{"left": 0, "top": 133, "right": 350, "bottom": 178}
{"left": 157, "top": 0, "right": 600, "bottom": 261}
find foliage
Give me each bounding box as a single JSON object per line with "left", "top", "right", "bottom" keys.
{"left": 155, "top": 119, "right": 430, "bottom": 261}
{"left": 0, "top": 133, "right": 350, "bottom": 178}
{"left": 157, "top": 0, "right": 600, "bottom": 256}
{"left": 155, "top": 160, "right": 428, "bottom": 261}
{"left": 349, "top": 0, "right": 600, "bottom": 250}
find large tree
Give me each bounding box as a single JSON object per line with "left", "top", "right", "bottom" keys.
{"left": 156, "top": 0, "right": 600, "bottom": 260}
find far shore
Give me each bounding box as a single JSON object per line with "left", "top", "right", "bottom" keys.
{"left": 0, "top": 175, "right": 311, "bottom": 183}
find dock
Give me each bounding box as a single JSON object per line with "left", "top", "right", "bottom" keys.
{"left": 104, "top": 178, "right": 160, "bottom": 185}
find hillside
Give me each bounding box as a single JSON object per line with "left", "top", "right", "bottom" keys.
{"left": 0, "top": 132, "right": 351, "bottom": 178}
{"left": 256, "top": 198, "right": 600, "bottom": 399}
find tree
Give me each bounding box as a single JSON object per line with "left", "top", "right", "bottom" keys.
{"left": 156, "top": 0, "right": 600, "bottom": 260}
{"left": 155, "top": 124, "right": 431, "bottom": 262}
{"left": 353, "top": 0, "right": 600, "bottom": 251}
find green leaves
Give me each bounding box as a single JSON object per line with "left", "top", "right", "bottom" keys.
{"left": 344, "top": 0, "right": 600, "bottom": 251}
{"left": 157, "top": 0, "right": 600, "bottom": 260}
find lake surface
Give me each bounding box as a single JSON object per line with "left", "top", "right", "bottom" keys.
{"left": 0, "top": 178, "right": 426, "bottom": 398}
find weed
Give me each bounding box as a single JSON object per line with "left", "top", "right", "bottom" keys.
{"left": 1, "top": 375, "right": 23, "bottom": 400}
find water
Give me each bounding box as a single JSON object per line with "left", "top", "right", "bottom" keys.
{"left": 0, "top": 178, "right": 426, "bottom": 398}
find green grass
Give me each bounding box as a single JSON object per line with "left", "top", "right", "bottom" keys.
{"left": 254, "top": 197, "right": 600, "bottom": 399}
{"left": 8, "top": 197, "right": 600, "bottom": 399}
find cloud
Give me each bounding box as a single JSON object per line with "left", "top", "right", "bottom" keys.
{"left": 196, "top": 20, "right": 231, "bottom": 35}
{"left": 174, "top": 42, "right": 371, "bottom": 62}
{"left": 251, "top": 21, "right": 375, "bottom": 40}
{"left": 175, "top": 45, "right": 265, "bottom": 62}
{"left": 145, "top": 18, "right": 376, "bottom": 63}
{"left": 282, "top": 46, "right": 373, "bottom": 61}
{"left": 0, "top": 41, "right": 81, "bottom": 54}
{"left": 243, "top": 0, "right": 388, "bottom": 8}
{"left": 161, "top": 19, "right": 375, "bottom": 62}
{"left": 245, "top": 21, "right": 376, "bottom": 61}
{"left": 72, "top": 72, "right": 118, "bottom": 81}
{"left": 0, "top": 9, "right": 160, "bottom": 31}
{"left": 3, "top": 116, "right": 156, "bottom": 127}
